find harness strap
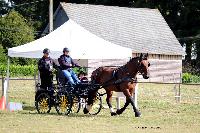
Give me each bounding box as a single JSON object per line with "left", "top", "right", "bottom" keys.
{"left": 113, "top": 70, "right": 121, "bottom": 91}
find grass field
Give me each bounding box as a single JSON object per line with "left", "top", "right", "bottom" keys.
{"left": 0, "top": 80, "right": 200, "bottom": 133}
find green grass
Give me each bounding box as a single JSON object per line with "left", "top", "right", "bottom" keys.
{"left": 0, "top": 80, "right": 200, "bottom": 133}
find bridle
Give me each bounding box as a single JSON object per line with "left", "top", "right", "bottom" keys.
{"left": 137, "top": 58, "right": 150, "bottom": 77}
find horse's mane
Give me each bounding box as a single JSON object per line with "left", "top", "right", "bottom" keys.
{"left": 125, "top": 57, "right": 140, "bottom": 67}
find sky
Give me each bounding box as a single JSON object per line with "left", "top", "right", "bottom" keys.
{"left": 3, "top": 0, "right": 12, "bottom": 7}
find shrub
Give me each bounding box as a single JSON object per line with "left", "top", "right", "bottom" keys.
{"left": 0, "top": 64, "right": 36, "bottom": 77}
{"left": 0, "top": 64, "right": 86, "bottom": 77}
{"left": 182, "top": 73, "right": 192, "bottom": 83}
{"left": 182, "top": 73, "right": 200, "bottom": 83}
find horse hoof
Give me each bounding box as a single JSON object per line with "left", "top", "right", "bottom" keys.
{"left": 83, "top": 108, "right": 89, "bottom": 114}
{"left": 116, "top": 109, "right": 123, "bottom": 115}
{"left": 135, "top": 111, "right": 141, "bottom": 117}
{"left": 111, "top": 112, "right": 117, "bottom": 116}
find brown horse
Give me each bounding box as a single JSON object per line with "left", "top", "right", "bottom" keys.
{"left": 84, "top": 53, "right": 150, "bottom": 117}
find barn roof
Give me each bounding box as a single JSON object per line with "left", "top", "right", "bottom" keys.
{"left": 44, "top": 3, "right": 185, "bottom": 56}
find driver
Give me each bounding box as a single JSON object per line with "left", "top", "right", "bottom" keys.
{"left": 38, "top": 48, "right": 57, "bottom": 89}
{"left": 59, "top": 47, "right": 81, "bottom": 86}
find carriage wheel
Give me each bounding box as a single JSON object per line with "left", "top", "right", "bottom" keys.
{"left": 88, "top": 93, "right": 102, "bottom": 115}
{"left": 70, "top": 95, "right": 81, "bottom": 113}
{"left": 35, "top": 93, "right": 51, "bottom": 114}
{"left": 55, "top": 93, "right": 71, "bottom": 115}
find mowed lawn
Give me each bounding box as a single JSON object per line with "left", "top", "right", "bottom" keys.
{"left": 0, "top": 80, "right": 200, "bottom": 133}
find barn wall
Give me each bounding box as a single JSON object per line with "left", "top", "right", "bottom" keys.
{"left": 87, "top": 56, "right": 182, "bottom": 83}
{"left": 133, "top": 54, "right": 182, "bottom": 83}
{"left": 133, "top": 53, "right": 182, "bottom": 60}
{"left": 87, "top": 59, "right": 129, "bottom": 79}
{"left": 74, "top": 59, "right": 88, "bottom": 68}
{"left": 138, "top": 59, "right": 182, "bottom": 83}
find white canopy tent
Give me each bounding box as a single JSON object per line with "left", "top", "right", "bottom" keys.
{"left": 3, "top": 19, "right": 132, "bottom": 106}
{"left": 8, "top": 19, "right": 132, "bottom": 59}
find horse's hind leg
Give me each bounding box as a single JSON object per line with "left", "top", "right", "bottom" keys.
{"left": 106, "top": 91, "right": 117, "bottom": 116}
{"left": 83, "top": 90, "right": 96, "bottom": 114}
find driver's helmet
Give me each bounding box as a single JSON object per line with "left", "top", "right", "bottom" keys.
{"left": 63, "top": 47, "right": 69, "bottom": 52}
{"left": 43, "top": 48, "right": 50, "bottom": 54}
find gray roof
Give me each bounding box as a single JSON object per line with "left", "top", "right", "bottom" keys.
{"left": 45, "top": 3, "right": 185, "bottom": 55}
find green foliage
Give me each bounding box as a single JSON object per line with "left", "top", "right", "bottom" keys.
{"left": 10, "top": 0, "right": 60, "bottom": 32}
{"left": 73, "top": 67, "right": 87, "bottom": 75}
{"left": 0, "top": 64, "right": 36, "bottom": 77}
{"left": 0, "top": 45, "right": 6, "bottom": 64}
{"left": 182, "top": 73, "right": 192, "bottom": 83}
{"left": 0, "top": 10, "right": 34, "bottom": 49}
{"left": 0, "top": 10, "right": 36, "bottom": 65}
{"left": 182, "top": 73, "right": 200, "bottom": 83}
{"left": 191, "top": 75, "right": 200, "bottom": 83}
{"left": 0, "top": 64, "right": 86, "bottom": 77}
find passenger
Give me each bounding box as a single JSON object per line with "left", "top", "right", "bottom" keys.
{"left": 59, "top": 47, "right": 81, "bottom": 87}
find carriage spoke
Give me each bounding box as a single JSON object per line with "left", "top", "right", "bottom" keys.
{"left": 71, "top": 96, "right": 81, "bottom": 113}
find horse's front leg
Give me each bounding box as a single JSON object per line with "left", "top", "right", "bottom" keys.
{"left": 116, "top": 85, "right": 134, "bottom": 115}
{"left": 116, "top": 98, "right": 130, "bottom": 115}
{"left": 122, "top": 87, "right": 141, "bottom": 117}
{"left": 106, "top": 91, "right": 117, "bottom": 116}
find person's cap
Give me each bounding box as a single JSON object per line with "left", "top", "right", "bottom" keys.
{"left": 63, "top": 47, "right": 70, "bottom": 52}
{"left": 43, "top": 48, "right": 50, "bottom": 54}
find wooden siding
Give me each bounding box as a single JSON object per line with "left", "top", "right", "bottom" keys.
{"left": 132, "top": 53, "right": 182, "bottom": 60}
{"left": 86, "top": 58, "right": 182, "bottom": 83}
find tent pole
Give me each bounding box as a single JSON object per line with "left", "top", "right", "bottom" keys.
{"left": 49, "top": 0, "right": 53, "bottom": 33}
{"left": 34, "top": 66, "right": 37, "bottom": 92}
{"left": 4, "top": 57, "right": 10, "bottom": 103}
{"left": 1, "top": 75, "right": 4, "bottom": 97}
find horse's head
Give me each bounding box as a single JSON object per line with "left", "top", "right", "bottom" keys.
{"left": 137, "top": 53, "right": 150, "bottom": 79}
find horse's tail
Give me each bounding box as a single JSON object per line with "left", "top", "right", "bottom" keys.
{"left": 91, "top": 67, "right": 104, "bottom": 84}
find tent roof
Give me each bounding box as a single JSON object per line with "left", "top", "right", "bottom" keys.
{"left": 45, "top": 3, "right": 184, "bottom": 56}
{"left": 8, "top": 19, "right": 132, "bottom": 59}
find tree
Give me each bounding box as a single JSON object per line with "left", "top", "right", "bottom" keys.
{"left": 0, "top": 10, "right": 34, "bottom": 49}
{"left": 10, "top": 0, "right": 60, "bottom": 36}
{"left": 0, "top": 10, "right": 35, "bottom": 65}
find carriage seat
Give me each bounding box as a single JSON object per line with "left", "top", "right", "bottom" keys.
{"left": 55, "top": 66, "right": 69, "bottom": 85}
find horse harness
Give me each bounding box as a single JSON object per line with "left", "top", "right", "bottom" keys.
{"left": 101, "top": 64, "right": 137, "bottom": 90}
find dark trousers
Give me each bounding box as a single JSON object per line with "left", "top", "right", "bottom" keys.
{"left": 40, "top": 73, "right": 53, "bottom": 89}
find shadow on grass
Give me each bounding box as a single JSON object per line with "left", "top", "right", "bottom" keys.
{"left": 23, "top": 106, "right": 35, "bottom": 111}
{"left": 23, "top": 112, "right": 108, "bottom": 118}
{"left": 21, "top": 106, "right": 108, "bottom": 118}
{"left": 67, "top": 113, "right": 108, "bottom": 118}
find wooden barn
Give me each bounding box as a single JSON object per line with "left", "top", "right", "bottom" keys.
{"left": 44, "top": 3, "right": 185, "bottom": 83}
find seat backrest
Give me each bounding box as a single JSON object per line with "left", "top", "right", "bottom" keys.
{"left": 58, "top": 57, "right": 62, "bottom": 66}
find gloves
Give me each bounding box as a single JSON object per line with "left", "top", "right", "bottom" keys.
{"left": 74, "top": 64, "right": 81, "bottom": 68}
